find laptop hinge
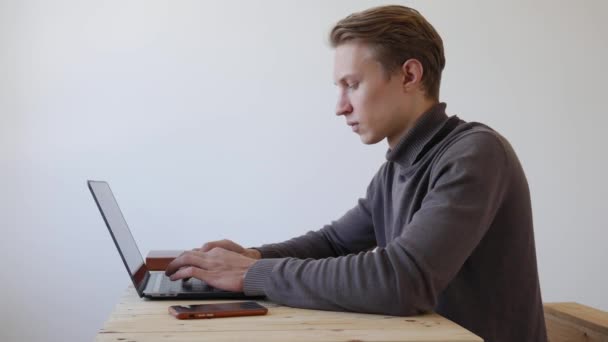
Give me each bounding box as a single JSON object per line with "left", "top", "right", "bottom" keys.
{"left": 138, "top": 272, "right": 151, "bottom": 295}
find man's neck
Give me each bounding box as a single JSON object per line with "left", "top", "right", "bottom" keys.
{"left": 387, "top": 98, "right": 439, "bottom": 149}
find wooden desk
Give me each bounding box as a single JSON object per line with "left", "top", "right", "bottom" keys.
{"left": 96, "top": 286, "right": 482, "bottom": 341}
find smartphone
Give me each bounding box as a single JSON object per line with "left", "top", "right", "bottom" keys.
{"left": 168, "top": 302, "right": 268, "bottom": 320}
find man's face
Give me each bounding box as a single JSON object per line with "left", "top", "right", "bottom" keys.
{"left": 333, "top": 42, "right": 407, "bottom": 145}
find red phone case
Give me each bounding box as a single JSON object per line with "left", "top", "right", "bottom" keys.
{"left": 168, "top": 302, "right": 268, "bottom": 320}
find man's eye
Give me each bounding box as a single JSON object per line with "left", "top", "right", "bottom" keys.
{"left": 347, "top": 83, "right": 359, "bottom": 90}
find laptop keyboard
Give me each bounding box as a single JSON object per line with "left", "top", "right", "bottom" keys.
{"left": 159, "top": 274, "right": 221, "bottom": 293}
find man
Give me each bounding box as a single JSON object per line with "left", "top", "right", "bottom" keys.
{"left": 165, "top": 5, "right": 547, "bottom": 341}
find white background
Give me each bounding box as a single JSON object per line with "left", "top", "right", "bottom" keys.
{"left": 1, "top": 1, "right": 607, "bottom": 341}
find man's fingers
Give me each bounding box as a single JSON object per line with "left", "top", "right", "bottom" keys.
{"left": 169, "top": 266, "right": 209, "bottom": 281}
{"left": 201, "top": 241, "right": 224, "bottom": 252}
{"left": 164, "top": 251, "right": 208, "bottom": 276}
{"left": 201, "top": 242, "right": 212, "bottom": 252}
{"left": 201, "top": 239, "right": 242, "bottom": 253}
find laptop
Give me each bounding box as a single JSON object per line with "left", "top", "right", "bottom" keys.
{"left": 88, "top": 180, "right": 260, "bottom": 299}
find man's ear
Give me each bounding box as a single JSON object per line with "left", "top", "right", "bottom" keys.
{"left": 401, "top": 59, "right": 424, "bottom": 90}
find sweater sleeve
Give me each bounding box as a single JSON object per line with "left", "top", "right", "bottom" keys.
{"left": 245, "top": 132, "right": 510, "bottom": 314}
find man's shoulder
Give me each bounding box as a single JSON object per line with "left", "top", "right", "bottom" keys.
{"left": 449, "top": 120, "right": 504, "bottom": 142}
{"left": 440, "top": 120, "right": 513, "bottom": 162}
{"left": 366, "top": 120, "right": 517, "bottom": 193}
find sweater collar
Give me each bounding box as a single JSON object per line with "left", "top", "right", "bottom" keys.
{"left": 386, "top": 102, "right": 449, "bottom": 169}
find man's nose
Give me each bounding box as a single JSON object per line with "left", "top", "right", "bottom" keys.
{"left": 335, "top": 96, "right": 353, "bottom": 116}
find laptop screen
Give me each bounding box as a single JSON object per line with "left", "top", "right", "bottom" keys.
{"left": 88, "top": 180, "right": 149, "bottom": 293}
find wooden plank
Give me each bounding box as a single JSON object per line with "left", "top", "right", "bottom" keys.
{"left": 544, "top": 302, "right": 608, "bottom": 334}
{"left": 96, "top": 287, "right": 482, "bottom": 342}
{"left": 96, "top": 329, "right": 480, "bottom": 342}
{"left": 544, "top": 302, "right": 608, "bottom": 342}
{"left": 101, "top": 311, "right": 455, "bottom": 333}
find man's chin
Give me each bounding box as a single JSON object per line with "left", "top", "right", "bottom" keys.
{"left": 359, "top": 133, "right": 383, "bottom": 145}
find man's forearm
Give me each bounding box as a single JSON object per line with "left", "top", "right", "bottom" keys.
{"left": 252, "top": 229, "right": 343, "bottom": 259}
{"left": 252, "top": 197, "right": 377, "bottom": 260}
{"left": 244, "top": 247, "right": 429, "bottom": 315}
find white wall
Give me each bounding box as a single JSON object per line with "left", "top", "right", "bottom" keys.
{"left": 1, "top": 0, "right": 607, "bottom": 341}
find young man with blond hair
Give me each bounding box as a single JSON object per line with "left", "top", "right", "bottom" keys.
{"left": 165, "top": 5, "right": 548, "bottom": 341}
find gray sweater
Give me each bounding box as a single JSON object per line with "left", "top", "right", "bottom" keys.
{"left": 243, "top": 103, "right": 547, "bottom": 342}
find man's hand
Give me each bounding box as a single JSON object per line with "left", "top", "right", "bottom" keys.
{"left": 164, "top": 248, "right": 257, "bottom": 292}
{"left": 199, "top": 239, "right": 262, "bottom": 260}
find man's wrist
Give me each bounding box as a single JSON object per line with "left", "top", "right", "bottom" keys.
{"left": 243, "top": 258, "right": 281, "bottom": 296}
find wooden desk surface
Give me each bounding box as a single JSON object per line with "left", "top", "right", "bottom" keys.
{"left": 96, "top": 286, "right": 482, "bottom": 342}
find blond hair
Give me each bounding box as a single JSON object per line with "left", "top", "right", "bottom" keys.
{"left": 330, "top": 5, "right": 445, "bottom": 100}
